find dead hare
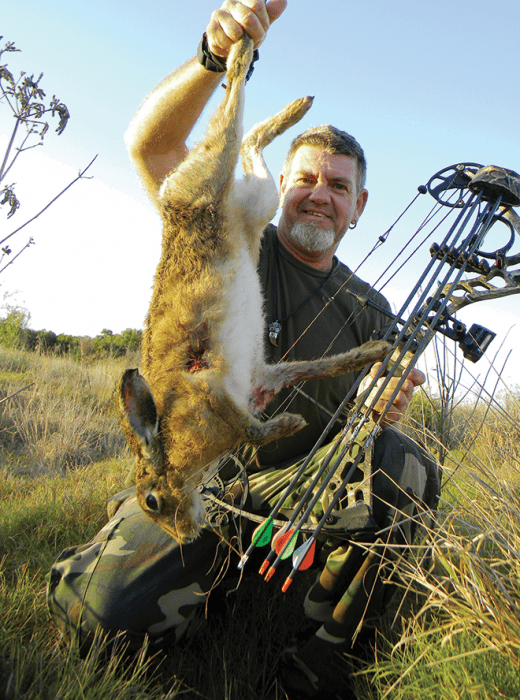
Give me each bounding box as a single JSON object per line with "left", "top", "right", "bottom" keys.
{"left": 117, "top": 35, "right": 390, "bottom": 543}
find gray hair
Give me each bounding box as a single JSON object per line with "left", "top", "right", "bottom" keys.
{"left": 282, "top": 125, "right": 367, "bottom": 193}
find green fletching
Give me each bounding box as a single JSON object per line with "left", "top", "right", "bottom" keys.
{"left": 281, "top": 531, "right": 299, "bottom": 560}
{"left": 252, "top": 518, "right": 273, "bottom": 547}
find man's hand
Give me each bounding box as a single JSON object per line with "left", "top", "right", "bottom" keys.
{"left": 358, "top": 363, "right": 425, "bottom": 427}
{"left": 206, "top": 0, "right": 287, "bottom": 59}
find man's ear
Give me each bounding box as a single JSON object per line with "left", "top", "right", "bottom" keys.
{"left": 355, "top": 188, "right": 369, "bottom": 221}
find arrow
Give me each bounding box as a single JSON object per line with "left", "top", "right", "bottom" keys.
{"left": 281, "top": 538, "right": 317, "bottom": 592}
{"left": 273, "top": 528, "right": 299, "bottom": 559}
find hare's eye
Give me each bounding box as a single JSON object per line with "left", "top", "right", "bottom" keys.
{"left": 145, "top": 492, "right": 160, "bottom": 512}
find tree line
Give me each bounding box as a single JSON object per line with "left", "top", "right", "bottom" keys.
{"left": 0, "top": 305, "right": 141, "bottom": 358}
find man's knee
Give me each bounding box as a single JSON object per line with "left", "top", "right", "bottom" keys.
{"left": 371, "top": 427, "right": 440, "bottom": 538}
{"left": 47, "top": 497, "right": 223, "bottom": 649}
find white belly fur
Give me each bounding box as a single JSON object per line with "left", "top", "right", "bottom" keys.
{"left": 216, "top": 245, "right": 264, "bottom": 409}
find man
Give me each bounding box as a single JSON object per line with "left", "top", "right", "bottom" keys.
{"left": 47, "top": 2, "right": 439, "bottom": 698}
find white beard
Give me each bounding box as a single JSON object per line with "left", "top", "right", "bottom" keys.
{"left": 288, "top": 222, "right": 335, "bottom": 252}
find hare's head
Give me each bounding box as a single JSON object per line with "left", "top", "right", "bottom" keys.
{"left": 116, "top": 369, "right": 206, "bottom": 543}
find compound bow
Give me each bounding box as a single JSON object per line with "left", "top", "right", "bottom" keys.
{"left": 205, "top": 162, "right": 520, "bottom": 591}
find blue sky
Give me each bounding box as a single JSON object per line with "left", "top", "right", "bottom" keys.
{"left": 1, "top": 0, "right": 519, "bottom": 392}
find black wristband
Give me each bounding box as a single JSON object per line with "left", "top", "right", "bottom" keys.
{"left": 197, "top": 32, "right": 227, "bottom": 73}
{"left": 197, "top": 32, "right": 260, "bottom": 82}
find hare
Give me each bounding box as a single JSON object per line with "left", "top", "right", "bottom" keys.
{"left": 117, "top": 35, "right": 390, "bottom": 543}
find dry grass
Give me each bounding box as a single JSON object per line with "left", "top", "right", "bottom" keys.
{"left": 1, "top": 346, "right": 519, "bottom": 698}
{"left": 360, "top": 390, "right": 520, "bottom": 699}
{"left": 0, "top": 346, "right": 138, "bottom": 475}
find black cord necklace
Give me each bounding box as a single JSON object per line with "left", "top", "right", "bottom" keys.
{"left": 268, "top": 238, "right": 337, "bottom": 347}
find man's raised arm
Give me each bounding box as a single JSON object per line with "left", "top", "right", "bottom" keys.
{"left": 124, "top": 0, "right": 287, "bottom": 209}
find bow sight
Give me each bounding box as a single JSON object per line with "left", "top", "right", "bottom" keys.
{"left": 229, "top": 162, "right": 520, "bottom": 590}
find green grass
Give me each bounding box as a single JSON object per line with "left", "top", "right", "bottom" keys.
{"left": 1, "top": 347, "right": 520, "bottom": 698}
{"left": 366, "top": 624, "right": 520, "bottom": 699}
{"left": 0, "top": 459, "right": 315, "bottom": 699}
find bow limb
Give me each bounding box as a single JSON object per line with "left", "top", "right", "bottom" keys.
{"left": 442, "top": 273, "right": 520, "bottom": 317}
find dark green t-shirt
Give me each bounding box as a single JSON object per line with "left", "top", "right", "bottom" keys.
{"left": 255, "top": 225, "right": 391, "bottom": 466}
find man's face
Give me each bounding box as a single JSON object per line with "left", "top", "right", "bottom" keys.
{"left": 277, "top": 145, "right": 368, "bottom": 258}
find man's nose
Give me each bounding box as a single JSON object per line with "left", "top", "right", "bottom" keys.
{"left": 308, "top": 181, "right": 330, "bottom": 203}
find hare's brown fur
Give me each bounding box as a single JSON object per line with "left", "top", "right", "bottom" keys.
{"left": 117, "top": 36, "right": 390, "bottom": 542}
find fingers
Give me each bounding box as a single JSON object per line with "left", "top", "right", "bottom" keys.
{"left": 408, "top": 367, "right": 425, "bottom": 387}
{"left": 370, "top": 382, "right": 408, "bottom": 425}
{"left": 358, "top": 362, "right": 423, "bottom": 427}
{"left": 206, "top": 0, "right": 287, "bottom": 58}
{"left": 265, "top": 0, "right": 288, "bottom": 23}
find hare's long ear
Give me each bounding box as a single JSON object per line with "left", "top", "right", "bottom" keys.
{"left": 117, "top": 369, "right": 164, "bottom": 476}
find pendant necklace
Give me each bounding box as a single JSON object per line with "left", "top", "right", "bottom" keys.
{"left": 268, "top": 238, "right": 336, "bottom": 347}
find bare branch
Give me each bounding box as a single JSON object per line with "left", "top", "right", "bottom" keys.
{"left": 0, "top": 112, "right": 21, "bottom": 181}
{"left": 0, "top": 125, "right": 41, "bottom": 185}
{"left": 0, "top": 155, "right": 98, "bottom": 249}
{"left": 0, "top": 36, "right": 85, "bottom": 272}
{"left": 0, "top": 237, "right": 34, "bottom": 274}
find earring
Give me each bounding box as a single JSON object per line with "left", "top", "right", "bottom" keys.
{"left": 349, "top": 220, "right": 357, "bottom": 229}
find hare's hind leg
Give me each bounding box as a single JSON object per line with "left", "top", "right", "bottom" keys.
{"left": 159, "top": 35, "right": 254, "bottom": 209}
{"left": 223, "top": 34, "right": 255, "bottom": 114}
{"left": 255, "top": 341, "right": 392, "bottom": 410}
{"left": 236, "top": 96, "right": 314, "bottom": 241}
{"left": 240, "top": 96, "right": 314, "bottom": 174}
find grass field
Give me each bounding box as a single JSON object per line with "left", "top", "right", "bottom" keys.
{"left": 1, "top": 346, "right": 519, "bottom": 699}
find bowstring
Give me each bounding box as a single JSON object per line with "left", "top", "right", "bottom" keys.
{"left": 270, "top": 193, "right": 494, "bottom": 510}
{"left": 262, "top": 191, "right": 506, "bottom": 579}
{"left": 267, "top": 185, "right": 454, "bottom": 421}
{"left": 273, "top": 188, "right": 435, "bottom": 368}
{"left": 275, "top": 184, "right": 460, "bottom": 369}
{"left": 269, "top": 167, "right": 476, "bottom": 427}
{"left": 243, "top": 183, "right": 462, "bottom": 485}
{"left": 233, "top": 163, "right": 520, "bottom": 585}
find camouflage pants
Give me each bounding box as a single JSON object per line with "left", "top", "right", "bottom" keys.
{"left": 47, "top": 427, "right": 439, "bottom": 663}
